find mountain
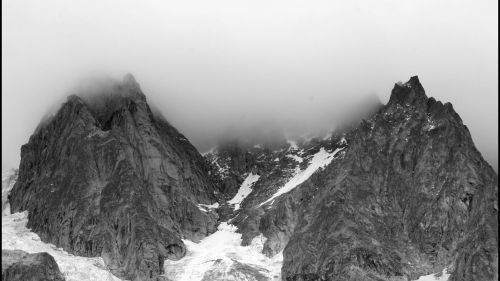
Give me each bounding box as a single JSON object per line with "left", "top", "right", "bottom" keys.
{"left": 8, "top": 75, "right": 221, "bottom": 281}
{"left": 4, "top": 75, "right": 498, "bottom": 281}
{"left": 203, "top": 76, "right": 498, "bottom": 281}
{"left": 272, "top": 77, "right": 498, "bottom": 281}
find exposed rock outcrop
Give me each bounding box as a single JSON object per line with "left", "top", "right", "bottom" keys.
{"left": 8, "top": 75, "right": 220, "bottom": 281}
{"left": 2, "top": 249, "right": 65, "bottom": 281}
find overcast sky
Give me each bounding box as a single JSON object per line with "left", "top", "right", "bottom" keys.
{"left": 2, "top": 0, "right": 498, "bottom": 171}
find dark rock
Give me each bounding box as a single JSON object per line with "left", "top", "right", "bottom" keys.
{"left": 277, "top": 76, "right": 498, "bottom": 281}
{"left": 2, "top": 250, "right": 65, "bottom": 281}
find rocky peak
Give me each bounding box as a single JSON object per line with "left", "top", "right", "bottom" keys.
{"left": 9, "top": 74, "right": 220, "bottom": 281}
{"left": 388, "top": 75, "right": 428, "bottom": 108}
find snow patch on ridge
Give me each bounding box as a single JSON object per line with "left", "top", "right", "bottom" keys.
{"left": 228, "top": 173, "right": 260, "bottom": 210}
{"left": 197, "top": 203, "right": 220, "bottom": 212}
{"left": 413, "top": 268, "right": 450, "bottom": 281}
{"left": 286, "top": 154, "right": 303, "bottom": 163}
{"left": 259, "top": 147, "right": 344, "bottom": 206}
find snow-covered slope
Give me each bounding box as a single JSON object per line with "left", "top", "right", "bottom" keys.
{"left": 164, "top": 171, "right": 282, "bottom": 281}
{"left": 228, "top": 173, "right": 260, "bottom": 210}
{"left": 1, "top": 170, "right": 124, "bottom": 281}
{"left": 414, "top": 269, "right": 450, "bottom": 281}
{"left": 164, "top": 222, "right": 282, "bottom": 281}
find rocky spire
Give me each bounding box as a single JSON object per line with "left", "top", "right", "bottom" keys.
{"left": 388, "top": 75, "right": 428, "bottom": 107}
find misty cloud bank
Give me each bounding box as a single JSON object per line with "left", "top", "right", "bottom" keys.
{"left": 37, "top": 74, "right": 383, "bottom": 151}
{"left": 2, "top": 0, "right": 498, "bottom": 171}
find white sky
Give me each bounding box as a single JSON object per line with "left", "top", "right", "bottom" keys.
{"left": 2, "top": 0, "right": 498, "bottom": 171}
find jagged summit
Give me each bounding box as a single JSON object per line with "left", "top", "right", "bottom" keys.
{"left": 9, "top": 75, "right": 220, "bottom": 281}
{"left": 53, "top": 74, "right": 152, "bottom": 133}
{"left": 389, "top": 75, "right": 428, "bottom": 107}
{"left": 72, "top": 74, "right": 146, "bottom": 106}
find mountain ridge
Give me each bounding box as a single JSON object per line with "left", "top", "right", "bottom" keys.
{"left": 4, "top": 75, "right": 498, "bottom": 281}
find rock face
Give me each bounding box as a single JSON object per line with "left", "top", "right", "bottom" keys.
{"left": 8, "top": 75, "right": 220, "bottom": 281}
{"left": 2, "top": 249, "right": 65, "bottom": 281}
{"left": 205, "top": 77, "right": 498, "bottom": 281}
{"left": 272, "top": 77, "right": 498, "bottom": 281}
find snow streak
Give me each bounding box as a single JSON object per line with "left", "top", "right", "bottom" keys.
{"left": 414, "top": 268, "right": 450, "bottom": 281}
{"left": 228, "top": 173, "right": 260, "bottom": 210}
{"left": 259, "top": 147, "right": 343, "bottom": 207}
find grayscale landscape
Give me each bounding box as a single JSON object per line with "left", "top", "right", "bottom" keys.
{"left": 2, "top": 1, "right": 498, "bottom": 281}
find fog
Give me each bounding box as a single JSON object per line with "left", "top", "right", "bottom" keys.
{"left": 2, "top": 0, "right": 498, "bottom": 171}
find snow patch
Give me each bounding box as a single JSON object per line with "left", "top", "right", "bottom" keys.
{"left": 286, "top": 154, "right": 303, "bottom": 163}
{"left": 413, "top": 268, "right": 450, "bottom": 281}
{"left": 228, "top": 173, "right": 260, "bottom": 210}
{"left": 163, "top": 222, "right": 282, "bottom": 281}
{"left": 2, "top": 212, "right": 124, "bottom": 281}
{"left": 197, "top": 203, "right": 220, "bottom": 212}
{"left": 426, "top": 115, "right": 437, "bottom": 131}
{"left": 259, "top": 147, "right": 343, "bottom": 206}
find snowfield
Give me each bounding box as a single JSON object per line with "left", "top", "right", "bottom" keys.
{"left": 164, "top": 222, "right": 282, "bottom": 281}
{"left": 228, "top": 173, "right": 260, "bottom": 210}
{"left": 414, "top": 268, "right": 450, "bottom": 281}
